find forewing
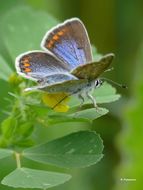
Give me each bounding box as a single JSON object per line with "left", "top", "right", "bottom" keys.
{"left": 71, "top": 53, "right": 114, "bottom": 80}
{"left": 15, "top": 51, "right": 70, "bottom": 81}
{"left": 41, "top": 18, "right": 92, "bottom": 70}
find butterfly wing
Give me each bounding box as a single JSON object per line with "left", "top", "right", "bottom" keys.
{"left": 15, "top": 51, "right": 76, "bottom": 83}
{"left": 41, "top": 18, "right": 92, "bottom": 70}
{"left": 26, "top": 79, "right": 88, "bottom": 94}
{"left": 71, "top": 53, "right": 114, "bottom": 80}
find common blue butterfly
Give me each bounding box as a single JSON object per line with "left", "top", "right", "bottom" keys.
{"left": 15, "top": 18, "right": 114, "bottom": 108}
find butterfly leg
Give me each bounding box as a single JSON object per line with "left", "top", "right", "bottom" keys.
{"left": 78, "top": 94, "right": 85, "bottom": 107}
{"left": 86, "top": 92, "right": 98, "bottom": 108}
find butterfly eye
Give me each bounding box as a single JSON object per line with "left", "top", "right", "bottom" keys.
{"left": 95, "top": 79, "right": 103, "bottom": 88}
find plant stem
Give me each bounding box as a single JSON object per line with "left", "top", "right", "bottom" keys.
{"left": 15, "top": 152, "right": 21, "bottom": 168}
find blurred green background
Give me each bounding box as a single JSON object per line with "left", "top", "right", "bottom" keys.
{"left": 0, "top": 0, "right": 143, "bottom": 190}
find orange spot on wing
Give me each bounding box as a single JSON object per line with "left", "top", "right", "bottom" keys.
{"left": 53, "top": 35, "right": 59, "bottom": 40}
{"left": 46, "top": 29, "right": 68, "bottom": 49}
{"left": 22, "top": 58, "right": 29, "bottom": 63}
{"left": 24, "top": 63, "right": 30, "bottom": 67}
{"left": 24, "top": 68, "right": 31, "bottom": 72}
{"left": 62, "top": 28, "right": 67, "bottom": 32}
{"left": 47, "top": 43, "right": 52, "bottom": 48}
{"left": 58, "top": 31, "right": 64, "bottom": 36}
{"left": 47, "top": 40, "right": 54, "bottom": 48}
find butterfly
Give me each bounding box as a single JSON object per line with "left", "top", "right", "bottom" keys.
{"left": 15, "top": 18, "right": 114, "bottom": 108}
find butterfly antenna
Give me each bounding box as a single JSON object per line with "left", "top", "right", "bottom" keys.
{"left": 52, "top": 94, "right": 71, "bottom": 110}
{"left": 101, "top": 77, "right": 127, "bottom": 89}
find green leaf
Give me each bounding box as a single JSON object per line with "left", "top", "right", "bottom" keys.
{"left": 93, "top": 82, "right": 121, "bottom": 103}
{"left": 47, "top": 115, "right": 89, "bottom": 125}
{"left": 47, "top": 107, "right": 108, "bottom": 125}
{"left": 0, "top": 148, "right": 13, "bottom": 159}
{"left": 0, "top": 55, "right": 13, "bottom": 81}
{"left": 69, "top": 107, "right": 108, "bottom": 120}
{"left": 18, "top": 122, "right": 34, "bottom": 138}
{"left": 1, "top": 117, "right": 17, "bottom": 139}
{"left": 0, "top": 6, "right": 58, "bottom": 61}
{"left": 15, "top": 139, "right": 35, "bottom": 148}
{"left": 1, "top": 167, "right": 71, "bottom": 189}
{"left": 23, "top": 131, "right": 104, "bottom": 168}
